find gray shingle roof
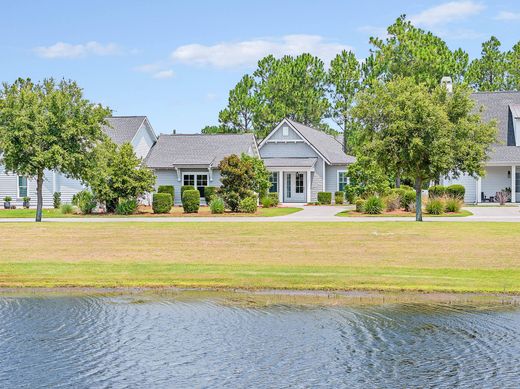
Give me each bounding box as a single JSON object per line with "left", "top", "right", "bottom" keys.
{"left": 285, "top": 119, "right": 355, "bottom": 165}
{"left": 263, "top": 157, "right": 317, "bottom": 168}
{"left": 488, "top": 146, "right": 520, "bottom": 164}
{"left": 145, "top": 133, "right": 257, "bottom": 168}
{"left": 471, "top": 91, "right": 520, "bottom": 146}
{"left": 102, "top": 116, "right": 146, "bottom": 145}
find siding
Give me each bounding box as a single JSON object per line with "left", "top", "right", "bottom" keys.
{"left": 325, "top": 165, "right": 346, "bottom": 196}
{"left": 481, "top": 166, "right": 510, "bottom": 199}
{"left": 56, "top": 174, "right": 84, "bottom": 204}
{"left": 155, "top": 168, "right": 222, "bottom": 205}
{"left": 269, "top": 125, "right": 301, "bottom": 141}
{"left": 442, "top": 173, "right": 477, "bottom": 203}
{"left": 0, "top": 166, "right": 54, "bottom": 208}
{"left": 132, "top": 123, "right": 155, "bottom": 160}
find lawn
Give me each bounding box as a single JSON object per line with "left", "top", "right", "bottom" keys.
{"left": 0, "top": 206, "right": 301, "bottom": 218}
{"left": 0, "top": 222, "right": 519, "bottom": 293}
{"left": 336, "top": 210, "right": 473, "bottom": 217}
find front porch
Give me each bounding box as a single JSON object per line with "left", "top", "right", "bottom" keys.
{"left": 264, "top": 158, "right": 317, "bottom": 204}
{"left": 477, "top": 165, "right": 520, "bottom": 203}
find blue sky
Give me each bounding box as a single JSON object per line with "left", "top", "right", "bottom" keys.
{"left": 2, "top": 0, "right": 519, "bottom": 134}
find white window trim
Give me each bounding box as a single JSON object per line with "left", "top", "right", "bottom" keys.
{"left": 337, "top": 170, "right": 349, "bottom": 191}
{"left": 269, "top": 172, "right": 279, "bottom": 193}
{"left": 17, "top": 175, "right": 29, "bottom": 199}
{"left": 182, "top": 172, "right": 209, "bottom": 197}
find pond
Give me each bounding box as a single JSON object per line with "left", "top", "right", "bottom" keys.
{"left": 1, "top": 294, "right": 519, "bottom": 388}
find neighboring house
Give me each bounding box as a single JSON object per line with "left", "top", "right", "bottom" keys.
{"left": 259, "top": 119, "right": 355, "bottom": 203}
{"left": 146, "top": 133, "right": 258, "bottom": 204}
{"left": 442, "top": 91, "right": 520, "bottom": 203}
{"left": 0, "top": 116, "right": 156, "bottom": 208}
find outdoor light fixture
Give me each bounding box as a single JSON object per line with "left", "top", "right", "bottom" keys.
{"left": 508, "top": 170, "right": 511, "bottom": 178}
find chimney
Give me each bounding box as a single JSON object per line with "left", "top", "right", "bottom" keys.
{"left": 172, "top": 129, "right": 176, "bottom": 135}
{"left": 440, "top": 76, "right": 453, "bottom": 93}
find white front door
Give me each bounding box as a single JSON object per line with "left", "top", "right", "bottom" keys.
{"left": 284, "top": 172, "right": 306, "bottom": 202}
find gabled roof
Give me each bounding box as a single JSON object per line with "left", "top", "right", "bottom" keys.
{"left": 145, "top": 133, "right": 258, "bottom": 169}
{"left": 263, "top": 119, "right": 355, "bottom": 165}
{"left": 487, "top": 145, "right": 520, "bottom": 164}
{"left": 102, "top": 116, "right": 147, "bottom": 145}
{"left": 471, "top": 91, "right": 520, "bottom": 146}
{"left": 263, "top": 157, "right": 317, "bottom": 168}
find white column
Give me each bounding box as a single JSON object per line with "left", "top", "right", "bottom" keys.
{"left": 476, "top": 176, "right": 482, "bottom": 203}
{"left": 512, "top": 165, "right": 516, "bottom": 203}
{"left": 306, "top": 170, "right": 311, "bottom": 203}
{"left": 278, "top": 171, "right": 283, "bottom": 203}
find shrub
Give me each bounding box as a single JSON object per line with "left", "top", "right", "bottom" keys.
{"left": 268, "top": 192, "right": 279, "bottom": 206}
{"left": 116, "top": 198, "right": 138, "bottom": 215}
{"left": 408, "top": 201, "right": 416, "bottom": 213}
{"left": 364, "top": 196, "right": 384, "bottom": 214}
{"left": 3, "top": 196, "right": 12, "bottom": 202}
{"left": 445, "top": 196, "right": 462, "bottom": 213}
{"left": 343, "top": 185, "right": 356, "bottom": 204}
{"left": 158, "top": 186, "right": 175, "bottom": 202}
{"left": 260, "top": 196, "right": 273, "bottom": 208}
{"left": 73, "top": 190, "right": 96, "bottom": 214}
{"left": 446, "top": 184, "right": 465, "bottom": 200}
{"left": 23, "top": 196, "right": 31, "bottom": 208}
{"left": 60, "top": 203, "right": 74, "bottom": 214}
{"left": 204, "top": 186, "right": 218, "bottom": 204}
{"left": 209, "top": 197, "right": 225, "bottom": 214}
{"left": 181, "top": 185, "right": 195, "bottom": 199}
{"left": 182, "top": 189, "right": 200, "bottom": 213}
{"left": 401, "top": 191, "right": 416, "bottom": 211}
{"left": 223, "top": 191, "right": 241, "bottom": 212}
{"left": 152, "top": 193, "right": 172, "bottom": 213}
{"left": 384, "top": 192, "right": 401, "bottom": 212}
{"left": 317, "top": 192, "right": 332, "bottom": 205}
{"left": 355, "top": 198, "right": 365, "bottom": 213}
{"left": 428, "top": 185, "right": 446, "bottom": 198}
{"left": 53, "top": 192, "right": 61, "bottom": 209}
{"left": 239, "top": 196, "right": 258, "bottom": 213}
{"left": 426, "top": 197, "right": 445, "bottom": 215}
{"left": 334, "top": 191, "right": 344, "bottom": 205}
{"left": 400, "top": 184, "right": 413, "bottom": 191}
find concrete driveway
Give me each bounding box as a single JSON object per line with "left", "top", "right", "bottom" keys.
{"left": 1, "top": 204, "right": 520, "bottom": 222}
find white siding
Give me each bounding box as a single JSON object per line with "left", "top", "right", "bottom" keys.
{"left": 131, "top": 123, "right": 155, "bottom": 160}
{"left": 56, "top": 174, "right": 84, "bottom": 204}
{"left": 442, "top": 173, "right": 477, "bottom": 203}
{"left": 155, "top": 168, "right": 222, "bottom": 205}
{"left": 0, "top": 167, "right": 54, "bottom": 208}
{"left": 482, "top": 166, "right": 510, "bottom": 199}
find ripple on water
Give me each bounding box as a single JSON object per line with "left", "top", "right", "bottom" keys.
{"left": 0, "top": 297, "right": 519, "bottom": 388}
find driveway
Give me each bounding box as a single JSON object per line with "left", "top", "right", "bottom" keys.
{"left": 1, "top": 204, "right": 520, "bottom": 222}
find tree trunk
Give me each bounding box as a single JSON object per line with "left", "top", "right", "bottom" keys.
{"left": 395, "top": 175, "right": 401, "bottom": 188}
{"left": 415, "top": 177, "right": 422, "bottom": 222}
{"left": 36, "top": 171, "right": 43, "bottom": 222}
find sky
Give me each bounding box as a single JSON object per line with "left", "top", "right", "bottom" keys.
{"left": 1, "top": 0, "right": 520, "bottom": 134}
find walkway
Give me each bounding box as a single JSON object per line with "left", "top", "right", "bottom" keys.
{"left": 1, "top": 205, "right": 520, "bottom": 223}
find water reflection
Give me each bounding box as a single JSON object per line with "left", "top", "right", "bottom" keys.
{"left": 1, "top": 295, "right": 519, "bottom": 388}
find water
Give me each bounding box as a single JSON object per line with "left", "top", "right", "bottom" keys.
{"left": 1, "top": 295, "right": 519, "bottom": 388}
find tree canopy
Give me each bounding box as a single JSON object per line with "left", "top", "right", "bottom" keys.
{"left": 0, "top": 78, "right": 110, "bottom": 221}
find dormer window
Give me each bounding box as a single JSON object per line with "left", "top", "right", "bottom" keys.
{"left": 282, "top": 126, "right": 289, "bottom": 137}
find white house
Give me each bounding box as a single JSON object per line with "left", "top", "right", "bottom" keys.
{"left": 442, "top": 91, "right": 520, "bottom": 203}
{"left": 0, "top": 116, "right": 157, "bottom": 208}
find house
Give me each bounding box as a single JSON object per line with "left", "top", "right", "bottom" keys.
{"left": 259, "top": 119, "right": 355, "bottom": 203}
{"left": 146, "top": 133, "right": 258, "bottom": 204}
{"left": 0, "top": 116, "right": 156, "bottom": 208}
{"left": 442, "top": 91, "right": 520, "bottom": 203}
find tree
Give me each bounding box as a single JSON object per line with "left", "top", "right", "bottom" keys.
{"left": 353, "top": 77, "right": 496, "bottom": 221}
{"left": 327, "top": 50, "right": 362, "bottom": 149}
{"left": 506, "top": 41, "right": 520, "bottom": 90}
{"left": 218, "top": 154, "right": 268, "bottom": 211}
{"left": 466, "top": 36, "right": 507, "bottom": 91}
{"left": 83, "top": 141, "right": 156, "bottom": 212}
{"left": 368, "top": 15, "right": 468, "bottom": 89}
{"left": 0, "top": 78, "right": 109, "bottom": 222}
{"left": 218, "top": 75, "right": 258, "bottom": 133}
{"left": 201, "top": 125, "right": 227, "bottom": 134}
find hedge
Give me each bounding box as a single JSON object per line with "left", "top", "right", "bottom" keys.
{"left": 355, "top": 198, "right": 365, "bottom": 213}
{"left": 317, "top": 192, "right": 332, "bottom": 205}
{"left": 204, "top": 186, "right": 218, "bottom": 204}
{"left": 182, "top": 189, "right": 200, "bottom": 213}
{"left": 401, "top": 190, "right": 416, "bottom": 210}
{"left": 158, "top": 185, "right": 175, "bottom": 202}
{"left": 428, "top": 185, "right": 446, "bottom": 198}
{"left": 181, "top": 185, "right": 196, "bottom": 199}
{"left": 334, "top": 191, "right": 344, "bottom": 205}
{"left": 152, "top": 193, "right": 172, "bottom": 213}
{"left": 239, "top": 196, "right": 257, "bottom": 213}
{"left": 268, "top": 192, "right": 279, "bottom": 206}
{"left": 116, "top": 198, "right": 138, "bottom": 215}
{"left": 446, "top": 184, "right": 465, "bottom": 199}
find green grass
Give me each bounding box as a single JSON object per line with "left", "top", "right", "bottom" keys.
{"left": 0, "top": 206, "right": 302, "bottom": 218}
{"left": 0, "top": 222, "right": 519, "bottom": 293}
{"left": 336, "top": 209, "right": 473, "bottom": 218}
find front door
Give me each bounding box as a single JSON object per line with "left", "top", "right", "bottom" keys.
{"left": 284, "top": 172, "right": 305, "bottom": 202}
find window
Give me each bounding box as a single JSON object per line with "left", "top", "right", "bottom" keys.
{"left": 196, "top": 174, "right": 208, "bottom": 197}
{"left": 282, "top": 126, "right": 289, "bottom": 137}
{"left": 295, "top": 173, "right": 304, "bottom": 194}
{"left": 286, "top": 174, "right": 291, "bottom": 197}
{"left": 338, "top": 171, "right": 348, "bottom": 191}
{"left": 269, "top": 172, "right": 278, "bottom": 193}
{"left": 18, "top": 176, "right": 28, "bottom": 198}
{"left": 516, "top": 172, "right": 520, "bottom": 194}
{"left": 183, "top": 174, "right": 195, "bottom": 187}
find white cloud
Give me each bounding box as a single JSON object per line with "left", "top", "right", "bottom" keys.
{"left": 152, "top": 69, "right": 175, "bottom": 79}
{"left": 494, "top": 11, "right": 520, "bottom": 21}
{"left": 34, "top": 41, "right": 121, "bottom": 59}
{"left": 170, "top": 35, "right": 352, "bottom": 68}
{"left": 410, "top": 1, "right": 485, "bottom": 28}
